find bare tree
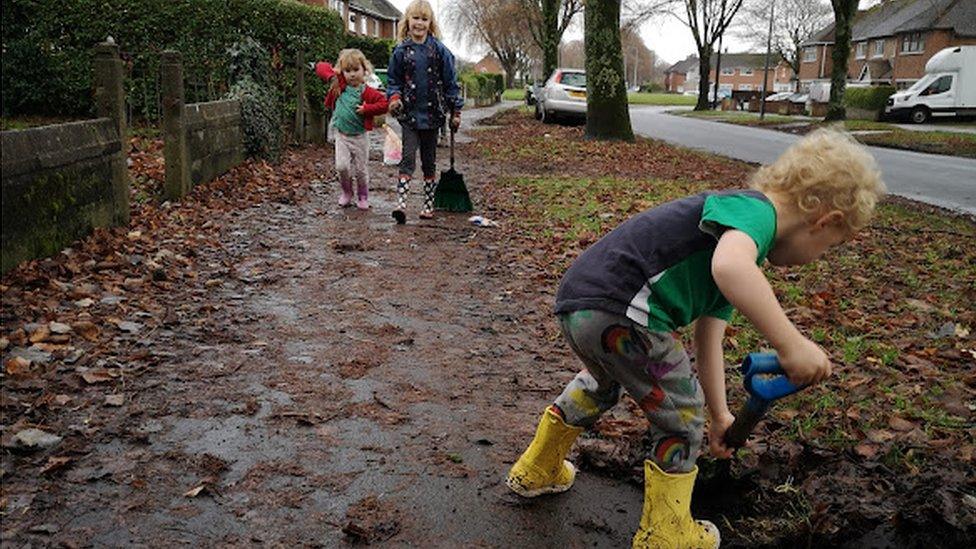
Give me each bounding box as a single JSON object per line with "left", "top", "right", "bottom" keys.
{"left": 826, "top": 0, "right": 859, "bottom": 120}
{"left": 733, "top": 0, "right": 831, "bottom": 91}
{"left": 585, "top": 0, "right": 634, "bottom": 141}
{"left": 677, "top": 0, "right": 746, "bottom": 110}
{"left": 445, "top": 0, "right": 536, "bottom": 88}
{"left": 516, "top": 0, "right": 583, "bottom": 80}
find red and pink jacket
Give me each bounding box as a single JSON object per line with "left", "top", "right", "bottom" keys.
{"left": 315, "top": 61, "right": 388, "bottom": 131}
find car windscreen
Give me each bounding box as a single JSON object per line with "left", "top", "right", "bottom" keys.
{"left": 560, "top": 72, "right": 586, "bottom": 88}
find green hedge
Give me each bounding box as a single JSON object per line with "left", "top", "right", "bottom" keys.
{"left": 844, "top": 85, "right": 896, "bottom": 111}
{"left": 343, "top": 35, "right": 396, "bottom": 70}
{"left": 459, "top": 72, "right": 503, "bottom": 106}
{"left": 1, "top": 0, "right": 345, "bottom": 121}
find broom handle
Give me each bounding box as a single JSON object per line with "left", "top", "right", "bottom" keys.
{"left": 450, "top": 124, "right": 455, "bottom": 170}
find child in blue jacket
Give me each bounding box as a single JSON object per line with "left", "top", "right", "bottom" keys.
{"left": 386, "top": 0, "right": 464, "bottom": 224}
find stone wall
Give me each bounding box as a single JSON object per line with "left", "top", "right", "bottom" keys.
{"left": 162, "top": 51, "right": 245, "bottom": 200}
{"left": 184, "top": 100, "right": 245, "bottom": 187}
{"left": 1, "top": 119, "right": 128, "bottom": 273}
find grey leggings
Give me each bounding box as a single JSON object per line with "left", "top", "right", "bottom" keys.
{"left": 553, "top": 309, "right": 705, "bottom": 473}
{"left": 399, "top": 125, "right": 439, "bottom": 179}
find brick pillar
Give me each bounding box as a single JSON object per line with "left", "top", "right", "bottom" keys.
{"left": 161, "top": 50, "right": 189, "bottom": 200}
{"left": 93, "top": 40, "right": 130, "bottom": 223}
{"left": 295, "top": 51, "right": 306, "bottom": 144}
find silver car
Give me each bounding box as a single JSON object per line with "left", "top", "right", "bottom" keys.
{"left": 535, "top": 69, "right": 587, "bottom": 123}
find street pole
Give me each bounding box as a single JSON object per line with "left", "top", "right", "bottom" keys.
{"left": 759, "top": 0, "right": 775, "bottom": 119}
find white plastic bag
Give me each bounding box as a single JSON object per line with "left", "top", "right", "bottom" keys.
{"left": 383, "top": 125, "right": 402, "bottom": 166}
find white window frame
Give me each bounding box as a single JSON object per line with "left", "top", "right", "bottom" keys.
{"left": 721, "top": 67, "right": 734, "bottom": 76}
{"left": 803, "top": 46, "right": 817, "bottom": 63}
{"left": 856, "top": 41, "right": 867, "bottom": 59}
{"left": 742, "top": 67, "right": 754, "bottom": 76}
{"left": 901, "top": 32, "right": 924, "bottom": 54}
{"left": 873, "top": 39, "right": 885, "bottom": 58}
{"left": 348, "top": 13, "right": 356, "bottom": 32}
{"left": 738, "top": 84, "right": 752, "bottom": 91}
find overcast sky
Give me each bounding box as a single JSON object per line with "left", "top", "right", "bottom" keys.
{"left": 387, "top": 0, "right": 880, "bottom": 67}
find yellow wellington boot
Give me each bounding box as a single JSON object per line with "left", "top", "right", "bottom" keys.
{"left": 632, "top": 461, "right": 720, "bottom": 549}
{"left": 506, "top": 407, "right": 583, "bottom": 497}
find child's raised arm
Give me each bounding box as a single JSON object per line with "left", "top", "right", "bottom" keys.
{"left": 711, "top": 229, "right": 832, "bottom": 386}
{"left": 314, "top": 61, "right": 336, "bottom": 82}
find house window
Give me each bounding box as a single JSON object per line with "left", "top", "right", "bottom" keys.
{"left": 738, "top": 84, "right": 752, "bottom": 91}
{"left": 803, "top": 47, "right": 817, "bottom": 62}
{"left": 901, "top": 32, "right": 924, "bottom": 53}
{"left": 360, "top": 16, "right": 367, "bottom": 34}
{"left": 873, "top": 39, "right": 885, "bottom": 57}
{"left": 742, "top": 68, "right": 754, "bottom": 76}
{"left": 855, "top": 42, "right": 867, "bottom": 59}
{"left": 721, "top": 67, "right": 734, "bottom": 76}
{"left": 348, "top": 14, "right": 356, "bottom": 32}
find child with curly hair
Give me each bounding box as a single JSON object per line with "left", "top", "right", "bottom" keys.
{"left": 386, "top": 0, "right": 464, "bottom": 224}
{"left": 315, "top": 49, "right": 388, "bottom": 209}
{"left": 506, "top": 129, "right": 886, "bottom": 548}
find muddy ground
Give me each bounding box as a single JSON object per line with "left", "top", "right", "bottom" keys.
{"left": 2, "top": 105, "right": 973, "bottom": 548}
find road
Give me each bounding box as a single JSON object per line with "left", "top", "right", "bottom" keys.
{"left": 628, "top": 106, "right": 976, "bottom": 215}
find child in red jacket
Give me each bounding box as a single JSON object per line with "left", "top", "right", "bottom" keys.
{"left": 315, "top": 49, "right": 388, "bottom": 209}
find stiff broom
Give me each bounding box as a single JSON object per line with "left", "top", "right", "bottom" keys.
{"left": 433, "top": 126, "right": 473, "bottom": 212}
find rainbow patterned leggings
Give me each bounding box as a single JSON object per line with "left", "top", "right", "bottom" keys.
{"left": 553, "top": 309, "right": 705, "bottom": 474}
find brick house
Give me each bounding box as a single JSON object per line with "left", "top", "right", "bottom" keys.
{"left": 304, "top": 0, "right": 401, "bottom": 40}
{"left": 665, "top": 55, "right": 698, "bottom": 93}
{"left": 798, "top": 0, "right": 976, "bottom": 91}
{"left": 474, "top": 54, "right": 504, "bottom": 76}
{"left": 673, "top": 53, "right": 794, "bottom": 96}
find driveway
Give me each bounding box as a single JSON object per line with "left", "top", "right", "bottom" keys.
{"left": 629, "top": 106, "right": 976, "bottom": 215}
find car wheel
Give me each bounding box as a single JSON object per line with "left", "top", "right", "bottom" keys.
{"left": 910, "top": 106, "right": 930, "bottom": 124}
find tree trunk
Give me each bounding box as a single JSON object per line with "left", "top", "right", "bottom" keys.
{"left": 542, "top": 0, "right": 560, "bottom": 79}
{"left": 585, "top": 0, "right": 634, "bottom": 141}
{"left": 695, "top": 50, "right": 712, "bottom": 111}
{"left": 826, "top": 0, "right": 858, "bottom": 121}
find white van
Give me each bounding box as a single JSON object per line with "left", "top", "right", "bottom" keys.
{"left": 885, "top": 45, "right": 976, "bottom": 123}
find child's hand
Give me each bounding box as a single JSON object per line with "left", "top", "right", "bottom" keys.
{"left": 708, "top": 410, "right": 736, "bottom": 459}
{"left": 389, "top": 98, "right": 402, "bottom": 116}
{"left": 356, "top": 103, "right": 366, "bottom": 115}
{"left": 449, "top": 112, "right": 461, "bottom": 131}
{"left": 779, "top": 336, "right": 833, "bottom": 386}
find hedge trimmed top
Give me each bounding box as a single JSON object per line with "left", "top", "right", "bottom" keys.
{"left": 1, "top": 0, "right": 393, "bottom": 120}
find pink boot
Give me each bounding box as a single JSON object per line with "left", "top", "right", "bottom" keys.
{"left": 356, "top": 181, "right": 369, "bottom": 210}
{"left": 338, "top": 178, "right": 353, "bottom": 207}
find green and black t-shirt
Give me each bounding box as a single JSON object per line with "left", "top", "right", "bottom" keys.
{"left": 554, "top": 189, "right": 777, "bottom": 332}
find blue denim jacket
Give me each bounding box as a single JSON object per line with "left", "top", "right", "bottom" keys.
{"left": 387, "top": 36, "right": 464, "bottom": 129}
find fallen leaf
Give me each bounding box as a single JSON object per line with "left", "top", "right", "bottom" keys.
{"left": 854, "top": 443, "right": 878, "bottom": 459}
{"left": 74, "top": 298, "right": 95, "bottom": 308}
{"left": 888, "top": 416, "right": 915, "bottom": 432}
{"left": 184, "top": 484, "right": 207, "bottom": 497}
{"left": 81, "top": 370, "right": 117, "bottom": 384}
{"left": 72, "top": 321, "right": 100, "bottom": 342}
{"left": 48, "top": 322, "right": 72, "bottom": 335}
{"left": 29, "top": 325, "right": 50, "bottom": 343}
{"left": 5, "top": 356, "right": 33, "bottom": 376}
{"left": 104, "top": 394, "right": 125, "bottom": 407}
{"left": 11, "top": 428, "right": 62, "bottom": 451}
{"left": 114, "top": 320, "right": 142, "bottom": 334}
{"left": 40, "top": 456, "right": 74, "bottom": 475}
{"left": 867, "top": 429, "right": 896, "bottom": 443}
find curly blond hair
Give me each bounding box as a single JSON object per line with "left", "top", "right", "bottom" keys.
{"left": 750, "top": 127, "right": 885, "bottom": 231}
{"left": 398, "top": 0, "right": 441, "bottom": 41}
